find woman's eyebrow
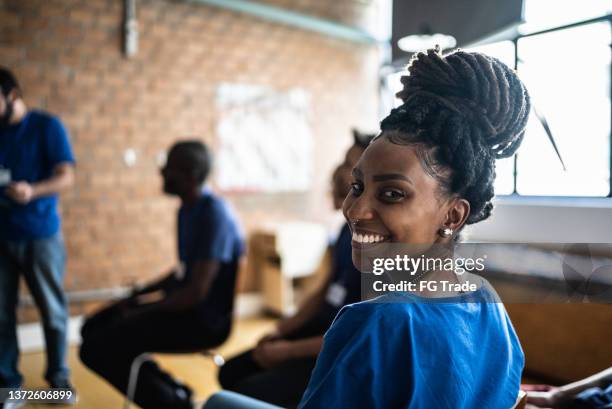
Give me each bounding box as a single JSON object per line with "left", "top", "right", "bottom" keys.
{"left": 352, "top": 168, "right": 363, "bottom": 179}
{"left": 372, "top": 173, "right": 414, "bottom": 184}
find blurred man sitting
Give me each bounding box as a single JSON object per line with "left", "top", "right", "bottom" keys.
{"left": 80, "top": 140, "right": 244, "bottom": 409}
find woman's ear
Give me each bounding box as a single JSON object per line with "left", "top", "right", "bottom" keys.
{"left": 444, "top": 197, "right": 470, "bottom": 232}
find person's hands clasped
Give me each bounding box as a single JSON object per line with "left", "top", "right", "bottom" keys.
{"left": 117, "top": 291, "right": 166, "bottom": 320}
{"left": 252, "top": 339, "right": 294, "bottom": 369}
{"left": 257, "top": 329, "right": 283, "bottom": 347}
{"left": 6, "top": 181, "right": 35, "bottom": 204}
{"left": 109, "top": 297, "right": 138, "bottom": 319}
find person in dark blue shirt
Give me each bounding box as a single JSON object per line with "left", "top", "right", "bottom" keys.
{"left": 218, "top": 131, "right": 374, "bottom": 408}
{"left": 79, "top": 141, "right": 244, "bottom": 409}
{"left": 0, "top": 68, "right": 76, "bottom": 394}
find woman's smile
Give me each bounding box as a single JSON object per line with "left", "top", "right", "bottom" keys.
{"left": 350, "top": 227, "right": 392, "bottom": 248}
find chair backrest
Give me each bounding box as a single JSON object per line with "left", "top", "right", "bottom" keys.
{"left": 510, "top": 390, "right": 527, "bottom": 409}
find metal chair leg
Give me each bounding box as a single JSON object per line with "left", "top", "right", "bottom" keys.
{"left": 124, "top": 352, "right": 152, "bottom": 409}
{"left": 122, "top": 350, "right": 224, "bottom": 409}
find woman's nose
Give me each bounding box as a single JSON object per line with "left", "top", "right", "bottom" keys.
{"left": 345, "top": 195, "right": 375, "bottom": 222}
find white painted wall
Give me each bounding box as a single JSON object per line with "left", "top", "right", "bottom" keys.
{"left": 18, "top": 317, "right": 83, "bottom": 353}
{"left": 466, "top": 197, "right": 612, "bottom": 243}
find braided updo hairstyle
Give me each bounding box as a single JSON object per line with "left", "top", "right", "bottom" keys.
{"left": 378, "top": 47, "right": 530, "bottom": 226}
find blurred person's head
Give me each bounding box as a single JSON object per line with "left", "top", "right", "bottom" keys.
{"left": 0, "top": 67, "right": 25, "bottom": 127}
{"left": 343, "top": 48, "right": 530, "bottom": 262}
{"left": 331, "top": 130, "right": 376, "bottom": 210}
{"left": 161, "top": 140, "right": 212, "bottom": 201}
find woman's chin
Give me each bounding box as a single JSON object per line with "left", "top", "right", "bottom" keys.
{"left": 351, "top": 241, "right": 392, "bottom": 273}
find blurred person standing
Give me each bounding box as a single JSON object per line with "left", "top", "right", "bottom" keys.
{"left": 0, "top": 67, "right": 76, "bottom": 400}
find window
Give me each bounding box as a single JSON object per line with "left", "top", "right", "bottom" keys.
{"left": 515, "top": 21, "right": 610, "bottom": 196}
{"left": 383, "top": 8, "right": 612, "bottom": 198}
{"left": 520, "top": 0, "right": 611, "bottom": 35}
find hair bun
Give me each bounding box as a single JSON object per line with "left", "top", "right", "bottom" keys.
{"left": 379, "top": 48, "right": 532, "bottom": 226}
{"left": 396, "top": 48, "right": 531, "bottom": 159}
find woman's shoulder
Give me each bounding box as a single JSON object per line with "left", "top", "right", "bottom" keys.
{"left": 334, "top": 279, "right": 508, "bottom": 332}
{"left": 338, "top": 295, "right": 410, "bottom": 317}
{"left": 321, "top": 299, "right": 416, "bottom": 358}
{"left": 332, "top": 296, "right": 419, "bottom": 335}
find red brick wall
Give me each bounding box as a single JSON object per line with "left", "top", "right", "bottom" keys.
{"left": 0, "top": 0, "right": 379, "bottom": 314}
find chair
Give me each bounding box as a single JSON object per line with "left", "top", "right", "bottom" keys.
{"left": 511, "top": 390, "right": 527, "bottom": 409}
{"left": 122, "top": 256, "right": 242, "bottom": 409}
{"left": 123, "top": 350, "right": 226, "bottom": 409}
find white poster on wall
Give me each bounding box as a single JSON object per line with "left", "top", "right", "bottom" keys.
{"left": 215, "top": 83, "right": 312, "bottom": 193}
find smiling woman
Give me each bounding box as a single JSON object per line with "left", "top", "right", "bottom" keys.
{"left": 296, "top": 48, "right": 531, "bottom": 409}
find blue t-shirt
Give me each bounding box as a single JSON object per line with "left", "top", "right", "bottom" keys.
{"left": 0, "top": 111, "right": 75, "bottom": 240}
{"left": 298, "top": 281, "right": 524, "bottom": 409}
{"left": 177, "top": 188, "right": 244, "bottom": 322}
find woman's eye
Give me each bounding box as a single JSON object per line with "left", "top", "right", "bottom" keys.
{"left": 380, "top": 189, "right": 406, "bottom": 201}
{"left": 350, "top": 182, "right": 363, "bottom": 196}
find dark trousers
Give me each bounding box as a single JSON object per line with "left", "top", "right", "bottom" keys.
{"left": 218, "top": 349, "right": 316, "bottom": 409}
{"left": 79, "top": 298, "right": 230, "bottom": 409}
{"left": 218, "top": 320, "right": 327, "bottom": 409}
{"left": 0, "top": 234, "right": 69, "bottom": 388}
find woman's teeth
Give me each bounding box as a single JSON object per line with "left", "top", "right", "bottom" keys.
{"left": 352, "top": 232, "right": 386, "bottom": 244}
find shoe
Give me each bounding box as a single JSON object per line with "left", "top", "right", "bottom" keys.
{"left": 1, "top": 400, "right": 26, "bottom": 409}
{"left": 0, "top": 386, "right": 25, "bottom": 409}
{"left": 49, "top": 379, "right": 78, "bottom": 405}
{"left": 155, "top": 370, "right": 193, "bottom": 409}
{"left": 164, "top": 376, "right": 193, "bottom": 409}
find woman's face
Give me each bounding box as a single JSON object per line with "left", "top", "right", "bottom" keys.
{"left": 342, "top": 136, "right": 465, "bottom": 267}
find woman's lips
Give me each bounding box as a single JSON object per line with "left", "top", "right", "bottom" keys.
{"left": 351, "top": 231, "right": 391, "bottom": 248}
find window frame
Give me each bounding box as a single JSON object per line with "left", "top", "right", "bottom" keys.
{"left": 508, "top": 14, "right": 612, "bottom": 199}
{"left": 380, "top": 14, "right": 612, "bottom": 200}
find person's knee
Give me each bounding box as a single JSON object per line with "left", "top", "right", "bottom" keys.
{"left": 218, "top": 359, "right": 241, "bottom": 389}
{"left": 217, "top": 362, "right": 232, "bottom": 389}
{"left": 218, "top": 351, "right": 259, "bottom": 390}
{"left": 79, "top": 338, "right": 102, "bottom": 371}
{"left": 78, "top": 339, "right": 91, "bottom": 367}
{"left": 79, "top": 307, "right": 114, "bottom": 339}
{"left": 80, "top": 315, "right": 95, "bottom": 338}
